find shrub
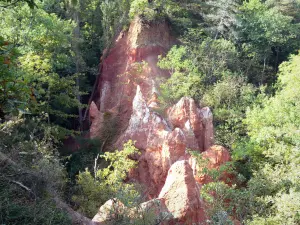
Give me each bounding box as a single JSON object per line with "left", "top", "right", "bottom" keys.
{"left": 72, "top": 140, "right": 141, "bottom": 217}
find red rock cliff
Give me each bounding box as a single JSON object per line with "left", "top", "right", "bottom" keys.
{"left": 89, "top": 17, "right": 232, "bottom": 225}
{"left": 89, "top": 17, "right": 174, "bottom": 139}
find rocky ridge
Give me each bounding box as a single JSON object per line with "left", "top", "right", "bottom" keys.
{"left": 89, "top": 17, "right": 232, "bottom": 224}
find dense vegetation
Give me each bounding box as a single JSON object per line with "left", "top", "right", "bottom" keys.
{"left": 1, "top": 0, "right": 300, "bottom": 224}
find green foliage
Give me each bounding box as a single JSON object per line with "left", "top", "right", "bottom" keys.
{"left": 190, "top": 149, "right": 248, "bottom": 223}
{"left": 240, "top": 0, "right": 297, "bottom": 48}
{"left": 0, "top": 182, "right": 71, "bottom": 225}
{"left": 65, "top": 136, "right": 102, "bottom": 180}
{"left": 100, "top": 0, "right": 131, "bottom": 46}
{"left": 202, "top": 0, "right": 240, "bottom": 39}
{"left": 266, "top": 0, "right": 300, "bottom": 22}
{"left": 158, "top": 37, "right": 241, "bottom": 104}
{"left": 202, "top": 75, "right": 258, "bottom": 147}
{"left": 201, "top": 182, "right": 236, "bottom": 224}
{"left": 0, "top": 116, "right": 70, "bottom": 224}
{"left": 1, "top": 0, "right": 300, "bottom": 223}
{"left": 0, "top": 38, "right": 31, "bottom": 115}
{"left": 158, "top": 46, "right": 203, "bottom": 104}
{"left": 0, "top": 3, "right": 84, "bottom": 129}
{"left": 73, "top": 140, "right": 141, "bottom": 217}
{"left": 0, "top": 0, "right": 36, "bottom": 8}
{"left": 245, "top": 53, "right": 300, "bottom": 160}
{"left": 158, "top": 38, "right": 257, "bottom": 148}
{"left": 0, "top": 116, "right": 67, "bottom": 186}
{"left": 129, "top": 0, "right": 170, "bottom": 21}
{"left": 238, "top": 0, "right": 300, "bottom": 83}
{"left": 129, "top": 0, "right": 149, "bottom": 19}
{"left": 233, "top": 52, "right": 300, "bottom": 224}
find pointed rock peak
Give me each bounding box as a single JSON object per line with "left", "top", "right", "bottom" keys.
{"left": 135, "top": 85, "right": 142, "bottom": 99}
{"left": 132, "top": 85, "right": 147, "bottom": 113}
{"left": 201, "top": 107, "right": 213, "bottom": 120}
{"left": 167, "top": 96, "right": 203, "bottom": 151}
{"left": 167, "top": 97, "right": 199, "bottom": 124}
{"left": 158, "top": 160, "right": 206, "bottom": 222}
{"left": 151, "top": 79, "right": 159, "bottom": 94}
{"left": 201, "top": 107, "right": 214, "bottom": 150}
{"left": 177, "top": 96, "right": 196, "bottom": 107}
{"left": 147, "top": 92, "right": 159, "bottom": 109}
{"left": 89, "top": 101, "right": 99, "bottom": 120}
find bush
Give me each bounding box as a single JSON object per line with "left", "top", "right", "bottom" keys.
{"left": 202, "top": 75, "right": 257, "bottom": 148}
{"left": 0, "top": 116, "right": 70, "bottom": 224}
{"left": 72, "top": 140, "right": 142, "bottom": 217}
{"left": 129, "top": 0, "right": 169, "bottom": 21}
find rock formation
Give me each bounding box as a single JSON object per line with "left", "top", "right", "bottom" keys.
{"left": 158, "top": 160, "right": 206, "bottom": 224}
{"left": 117, "top": 85, "right": 218, "bottom": 198}
{"left": 89, "top": 16, "right": 174, "bottom": 139}
{"left": 89, "top": 16, "right": 232, "bottom": 224}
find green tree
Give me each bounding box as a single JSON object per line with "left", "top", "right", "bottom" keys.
{"left": 234, "top": 52, "right": 300, "bottom": 224}
{"left": 202, "top": 0, "right": 240, "bottom": 40}
{"left": 0, "top": 38, "right": 31, "bottom": 116}
{"left": 202, "top": 75, "right": 257, "bottom": 148}
{"left": 238, "top": 0, "right": 300, "bottom": 84}
{"left": 0, "top": 3, "right": 87, "bottom": 132}
{"left": 158, "top": 37, "right": 240, "bottom": 104}
{"left": 73, "top": 140, "right": 141, "bottom": 217}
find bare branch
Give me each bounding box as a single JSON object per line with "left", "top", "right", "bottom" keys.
{"left": 9, "top": 179, "right": 36, "bottom": 199}
{"left": 0, "top": 151, "right": 96, "bottom": 225}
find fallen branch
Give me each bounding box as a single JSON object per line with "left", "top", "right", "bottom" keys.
{"left": 0, "top": 151, "right": 96, "bottom": 225}
{"left": 9, "top": 179, "right": 36, "bottom": 199}
{"left": 51, "top": 194, "right": 95, "bottom": 225}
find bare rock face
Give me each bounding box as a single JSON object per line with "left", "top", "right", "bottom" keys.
{"left": 117, "top": 86, "right": 217, "bottom": 198}
{"left": 127, "top": 17, "right": 174, "bottom": 49}
{"left": 158, "top": 160, "right": 206, "bottom": 224}
{"left": 92, "top": 199, "right": 125, "bottom": 224}
{"left": 89, "top": 101, "right": 102, "bottom": 139}
{"left": 89, "top": 17, "right": 174, "bottom": 137}
{"left": 117, "top": 85, "right": 172, "bottom": 197}
{"left": 92, "top": 198, "right": 173, "bottom": 225}
{"left": 200, "top": 107, "right": 214, "bottom": 151}
{"left": 167, "top": 97, "right": 204, "bottom": 151}
{"left": 93, "top": 161, "right": 206, "bottom": 225}
{"left": 119, "top": 85, "right": 170, "bottom": 151}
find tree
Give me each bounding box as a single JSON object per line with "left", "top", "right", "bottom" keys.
{"left": 0, "top": 2, "right": 86, "bottom": 132}
{"left": 73, "top": 140, "right": 141, "bottom": 218}
{"left": 0, "top": 115, "right": 73, "bottom": 225}
{"left": 158, "top": 37, "right": 240, "bottom": 104}
{"left": 202, "top": 75, "right": 257, "bottom": 148}
{"left": 265, "top": 0, "right": 300, "bottom": 22}
{"left": 0, "top": 0, "right": 36, "bottom": 8}
{"left": 233, "top": 52, "right": 300, "bottom": 224}
{"left": 238, "top": 0, "right": 300, "bottom": 84}
{"left": 201, "top": 0, "right": 240, "bottom": 40}
{"left": 0, "top": 38, "right": 31, "bottom": 117}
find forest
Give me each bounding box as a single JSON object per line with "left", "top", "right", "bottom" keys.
{"left": 0, "top": 0, "right": 300, "bottom": 224}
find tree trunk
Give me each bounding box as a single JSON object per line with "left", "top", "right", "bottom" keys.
{"left": 73, "top": 9, "right": 83, "bottom": 129}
